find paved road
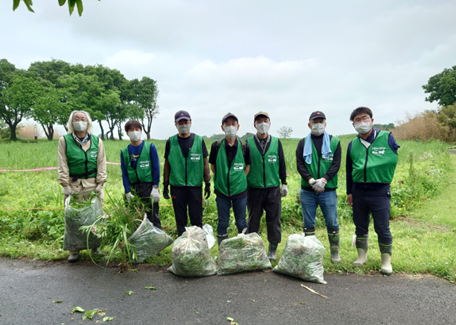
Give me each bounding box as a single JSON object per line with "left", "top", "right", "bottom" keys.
{"left": 0, "top": 258, "right": 455, "bottom": 325}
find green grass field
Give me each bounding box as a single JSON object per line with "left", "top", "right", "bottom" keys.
{"left": 0, "top": 136, "right": 454, "bottom": 282}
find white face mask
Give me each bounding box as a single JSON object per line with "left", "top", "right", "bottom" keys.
{"left": 311, "top": 123, "right": 325, "bottom": 135}
{"left": 224, "top": 125, "right": 238, "bottom": 138}
{"left": 177, "top": 124, "right": 191, "bottom": 135}
{"left": 73, "top": 121, "right": 87, "bottom": 132}
{"left": 255, "top": 122, "right": 270, "bottom": 135}
{"left": 128, "top": 131, "right": 141, "bottom": 142}
{"left": 354, "top": 121, "right": 372, "bottom": 135}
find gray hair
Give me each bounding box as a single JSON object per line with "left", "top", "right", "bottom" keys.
{"left": 67, "top": 110, "right": 94, "bottom": 134}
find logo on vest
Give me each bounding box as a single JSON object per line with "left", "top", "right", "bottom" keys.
{"left": 233, "top": 163, "right": 244, "bottom": 171}
{"left": 267, "top": 155, "right": 277, "bottom": 163}
{"left": 90, "top": 151, "right": 98, "bottom": 159}
{"left": 139, "top": 160, "right": 150, "bottom": 168}
{"left": 372, "top": 147, "right": 386, "bottom": 156}
{"left": 323, "top": 154, "right": 334, "bottom": 162}
{"left": 190, "top": 153, "right": 201, "bottom": 162}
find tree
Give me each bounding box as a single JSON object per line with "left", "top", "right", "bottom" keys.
{"left": 423, "top": 66, "right": 456, "bottom": 107}
{"left": 13, "top": 0, "right": 95, "bottom": 17}
{"left": 32, "top": 83, "right": 64, "bottom": 140}
{"left": 130, "top": 77, "right": 159, "bottom": 140}
{"left": 277, "top": 126, "right": 293, "bottom": 139}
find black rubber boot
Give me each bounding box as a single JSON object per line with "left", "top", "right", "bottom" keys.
{"left": 268, "top": 242, "right": 278, "bottom": 261}
{"left": 379, "top": 243, "right": 393, "bottom": 275}
{"left": 353, "top": 236, "right": 368, "bottom": 266}
{"left": 328, "top": 231, "right": 341, "bottom": 264}
{"left": 217, "top": 234, "right": 228, "bottom": 248}
{"left": 304, "top": 227, "right": 315, "bottom": 237}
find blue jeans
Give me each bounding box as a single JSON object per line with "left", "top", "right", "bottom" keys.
{"left": 299, "top": 189, "right": 339, "bottom": 232}
{"left": 216, "top": 195, "right": 248, "bottom": 235}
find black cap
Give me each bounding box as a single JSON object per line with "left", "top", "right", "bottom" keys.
{"left": 174, "top": 110, "right": 191, "bottom": 122}
{"left": 309, "top": 111, "right": 326, "bottom": 121}
{"left": 222, "top": 112, "right": 238, "bottom": 124}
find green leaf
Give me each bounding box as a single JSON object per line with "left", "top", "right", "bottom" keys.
{"left": 76, "top": 0, "right": 83, "bottom": 16}
{"left": 58, "top": 0, "right": 66, "bottom": 6}
{"left": 145, "top": 286, "right": 157, "bottom": 290}
{"left": 68, "top": 0, "right": 76, "bottom": 15}
{"left": 103, "top": 316, "right": 116, "bottom": 322}
{"left": 264, "top": 279, "right": 267, "bottom": 283}
{"left": 97, "top": 312, "right": 106, "bottom": 317}
{"left": 82, "top": 309, "right": 98, "bottom": 320}
{"left": 227, "top": 317, "right": 234, "bottom": 321}
{"left": 13, "top": 0, "right": 20, "bottom": 11}
{"left": 53, "top": 300, "right": 63, "bottom": 303}
{"left": 23, "top": 0, "right": 35, "bottom": 12}
{"left": 71, "top": 306, "right": 84, "bottom": 313}
{"left": 125, "top": 290, "right": 133, "bottom": 296}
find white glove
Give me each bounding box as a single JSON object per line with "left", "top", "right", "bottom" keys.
{"left": 151, "top": 188, "right": 160, "bottom": 203}
{"left": 312, "top": 178, "right": 327, "bottom": 193}
{"left": 308, "top": 178, "right": 317, "bottom": 186}
{"left": 63, "top": 186, "right": 73, "bottom": 196}
{"left": 95, "top": 184, "right": 103, "bottom": 194}
{"left": 280, "top": 184, "right": 288, "bottom": 197}
{"left": 125, "top": 192, "right": 134, "bottom": 203}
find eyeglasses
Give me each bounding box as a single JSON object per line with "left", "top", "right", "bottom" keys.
{"left": 354, "top": 116, "right": 371, "bottom": 123}
{"left": 73, "top": 118, "right": 87, "bottom": 122}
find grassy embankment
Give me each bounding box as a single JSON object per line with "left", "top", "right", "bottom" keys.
{"left": 0, "top": 136, "right": 454, "bottom": 282}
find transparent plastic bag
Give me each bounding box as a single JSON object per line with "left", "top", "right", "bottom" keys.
{"left": 273, "top": 234, "right": 326, "bottom": 284}
{"left": 203, "top": 224, "right": 216, "bottom": 249}
{"left": 63, "top": 196, "right": 103, "bottom": 251}
{"left": 168, "top": 226, "right": 216, "bottom": 277}
{"left": 129, "top": 217, "right": 174, "bottom": 263}
{"left": 217, "top": 232, "right": 272, "bottom": 275}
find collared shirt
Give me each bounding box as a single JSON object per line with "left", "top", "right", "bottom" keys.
{"left": 72, "top": 132, "right": 90, "bottom": 146}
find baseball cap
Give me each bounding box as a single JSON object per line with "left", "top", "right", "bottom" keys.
{"left": 222, "top": 112, "right": 238, "bottom": 124}
{"left": 175, "top": 110, "right": 191, "bottom": 122}
{"left": 254, "top": 111, "right": 270, "bottom": 121}
{"left": 309, "top": 111, "right": 326, "bottom": 121}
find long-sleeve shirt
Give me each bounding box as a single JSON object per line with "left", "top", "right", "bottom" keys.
{"left": 296, "top": 133, "right": 341, "bottom": 192}
{"left": 346, "top": 129, "right": 400, "bottom": 195}
{"left": 120, "top": 141, "right": 160, "bottom": 194}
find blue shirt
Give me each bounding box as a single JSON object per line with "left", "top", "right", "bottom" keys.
{"left": 120, "top": 141, "right": 160, "bottom": 194}
{"left": 346, "top": 129, "right": 400, "bottom": 194}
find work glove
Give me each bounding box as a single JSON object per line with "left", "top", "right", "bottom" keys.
{"left": 151, "top": 187, "right": 160, "bottom": 203}
{"left": 308, "top": 178, "right": 317, "bottom": 186}
{"left": 125, "top": 192, "right": 134, "bottom": 203}
{"left": 280, "top": 184, "right": 288, "bottom": 197}
{"left": 163, "top": 184, "right": 170, "bottom": 200}
{"left": 95, "top": 184, "right": 103, "bottom": 194}
{"left": 204, "top": 181, "right": 211, "bottom": 199}
{"left": 63, "top": 186, "right": 73, "bottom": 196}
{"left": 312, "top": 178, "right": 327, "bottom": 194}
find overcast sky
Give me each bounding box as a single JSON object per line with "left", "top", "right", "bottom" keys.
{"left": 2, "top": 0, "right": 455, "bottom": 139}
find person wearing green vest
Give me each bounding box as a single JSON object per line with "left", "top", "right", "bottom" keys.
{"left": 296, "top": 111, "right": 342, "bottom": 263}
{"left": 120, "top": 120, "right": 161, "bottom": 229}
{"left": 209, "top": 113, "right": 252, "bottom": 246}
{"left": 246, "top": 111, "right": 287, "bottom": 260}
{"left": 58, "top": 110, "right": 107, "bottom": 263}
{"left": 346, "top": 107, "right": 399, "bottom": 275}
{"left": 163, "top": 110, "right": 211, "bottom": 236}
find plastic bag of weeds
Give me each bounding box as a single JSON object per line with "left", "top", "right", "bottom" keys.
{"left": 129, "top": 217, "right": 174, "bottom": 263}
{"left": 217, "top": 232, "right": 272, "bottom": 275}
{"left": 273, "top": 234, "right": 326, "bottom": 284}
{"left": 203, "top": 224, "right": 216, "bottom": 249}
{"left": 168, "top": 226, "right": 217, "bottom": 277}
{"left": 63, "top": 195, "right": 103, "bottom": 252}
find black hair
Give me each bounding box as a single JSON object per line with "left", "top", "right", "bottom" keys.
{"left": 350, "top": 107, "right": 373, "bottom": 122}
{"left": 124, "top": 120, "right": 142, "bottom": 132}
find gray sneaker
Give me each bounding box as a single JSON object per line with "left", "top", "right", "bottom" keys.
{"left": 68, "top": 253, "right": 79, "bottom": 263}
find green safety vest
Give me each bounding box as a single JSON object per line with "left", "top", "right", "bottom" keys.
{"left": 64, "top": 134, "right": 98, "bottom": 179}
{"left": 350, "top": 130, "right": 398, "bottom": 183}
{"left": 301, "top": 135, "right": 340, "bottom": 189}
{"left": 168, "top": 134, "right": 204, "bottom": 187}
{"left": 246, "top": 136, "right": 280, "bottom": 188}
{"left": 214, "top": 138, "right": 247, "bottom": 197}
{"left": 121, "top": 142, "right": 153, "bottom": 184}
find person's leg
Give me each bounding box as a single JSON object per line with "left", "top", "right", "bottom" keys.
{"left": 216, "top": 195, "right": 231, "bottom": 245}
{"left": 247, "top": 187, "right": 264, "bottom": 235}
{"left": 187, "top": 186, "right": 203, "bottom": 229}
{"left": 263, "top": 186, "right": 282, "bottom": 260}
{"left": 232, "top": 196, "right": 248, "bottom": 233}
{"left": 171, "top": 185, "right": 190, "bottom": 236}
{"left": 318, "top": 190, "right": 340, "bottom": 263}
{"left": 352, "top": 185, "right": 370, "bottom": 265}
{"left": 299, "top": 189, "right": 318, "bottom": 236}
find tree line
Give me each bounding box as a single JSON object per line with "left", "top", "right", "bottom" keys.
{"left": 0, "top": 59, "right": 158, "bottom": 141}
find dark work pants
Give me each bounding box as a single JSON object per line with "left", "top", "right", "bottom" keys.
{"left": 130, "top": 182, "right": 162, "bottom": 229}
{"left": 352, "top": 183, "right": 392, "bottom": 245}
{"left": 170, "top": 185, "right": 203, "bottom": 236}
{"left": 247, "top": 186, "right": 282, "bottom": 244}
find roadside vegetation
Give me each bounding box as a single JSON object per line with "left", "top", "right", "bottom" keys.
{"left": 0, "top": 136, "right": 455, "bottom": 282}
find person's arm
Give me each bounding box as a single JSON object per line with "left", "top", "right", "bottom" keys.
{"left": 244, "top": 164, "right": 250, "bottom": 176}
{"left": 323, "top": 140, "right": 341, "bottom": 182}
{"left": 96, "top": 138, "right": 107, "bottom": 185}
{"left": 388, "top": 133, "right": 400, "bottom": 154}
{"left": 163, "top": 159, "right": 171, "bottom": 185}
{"left": 209, "top": 142, "right": 218, "bottom": 175}
{"left": 278, "top": 139, "right": 287, "bottom": 184}
{"left": 296, "top": 139, "right": 312, "bottom": 181}
{"left": 57, "top": 137, "right": 70, "bottom": 188}
{"left": 120, "top": 150, "right": 131, "bottom": 194}
{"left": 150, "top": 143, "right": 160, "bottom": 187}
{"left": 201, "top": 139, "right": 211, "bottom": 182}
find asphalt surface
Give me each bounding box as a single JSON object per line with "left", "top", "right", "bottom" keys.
{"left": 0, "top": 258, "right": 455, "bottom": 325}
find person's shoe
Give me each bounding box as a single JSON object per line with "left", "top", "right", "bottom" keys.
{"left": 268, "top": 242, "right": 278, "bottom": 261}
{"left": 379, "top": 243, "right": 393, "bottom": 275}
{"left": 68, "top": 253, "right": 79, "bottom": 263}
{"left": 304, "top": 227, "right": 315, "bottom": 237}
{"left": 328, "top": 232, "right": 341, "bottom": 264}
{"left": 353, "top": 236, "right": 368, "bottom": 266}
{"left": 217, "top": 234, "right": 228, "bottom": 248}
{"left": 91, "top": 247, "right": 104, "bottom": 256}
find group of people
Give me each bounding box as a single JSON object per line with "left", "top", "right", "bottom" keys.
{"left": 58, "top": 106, "right": 399, "bottom": 275}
